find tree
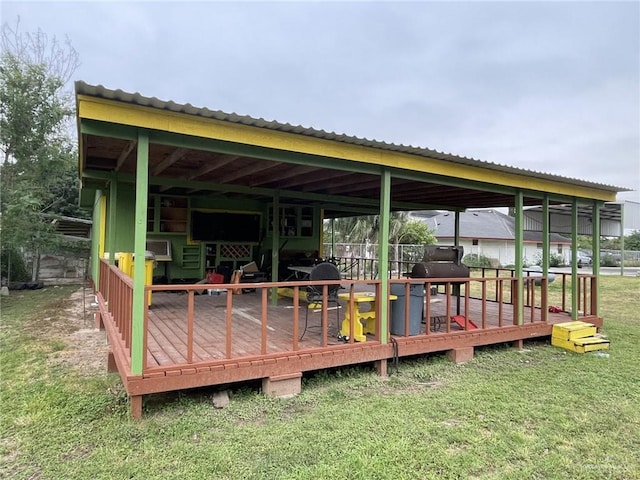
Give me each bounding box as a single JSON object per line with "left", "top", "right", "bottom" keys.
{"left": 0, "top": 19, "right": 81, "bottom": 282}
{"left": 625, "top": 230, "right": 640, "bottom": 251}
{"left": 324, "top": 212, "right": 435, "bottom": 269}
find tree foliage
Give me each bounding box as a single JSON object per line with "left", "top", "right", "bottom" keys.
{"left": 0, "top": 19, "right": 81, "bottom": 281}
{"left": 624, "top": 231, "right": 640, "bottom": 251}
{"left": 325, "top": 212, "right": 435, "bottom": 245}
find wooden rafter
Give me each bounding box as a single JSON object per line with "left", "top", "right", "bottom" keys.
{"left": 151, "top": 148, "right": 188, "bottom": 176}
{"left": 184, "top": 155, "right": 240, "bottom": 194}
{"left": 216, "top": 161, "right": 283, "bottom": 184}
{"left": 187, "top": 155, "right": 239, "bottom": 181}
{"left": 115, "top": 140, "right": 137, "bottom": 171}
{"left": 275, "top": 169, "right": 354, "bottom": 190}
{"left": 250, "top": 164, "right": 317, "bottom": 187}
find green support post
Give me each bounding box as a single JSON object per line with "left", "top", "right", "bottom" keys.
{"left": 378, "top": 170, "right": 391, "bottom": 344}
{"left": 592, "top": 201, "right": 601, "bottom": 317}
{"left": 107, "top": 178, "right": 118, "bottom": 265}
{"left": 542, "top": 196, "right": 550, "bottom": 276}
{"left": 571, "top": 199, "right": 579, "bottom": 320}
{"left": 619, "top": 204, "right": 625, "bottom": 276}
{"left": 131, "top": 131, "right": 149, "bottom": 376}
{"left": 514, "top": 191, "right": 524, "bottom": 325}
{"left": 92, "top": 190, "right": 104, "bottom": 289}
{"left": 271, "top": 192, "right": 280, "bottom": 305}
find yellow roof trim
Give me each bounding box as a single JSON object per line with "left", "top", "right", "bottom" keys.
{"left": 77, "top": 95, "right": 617, "bottom": 202}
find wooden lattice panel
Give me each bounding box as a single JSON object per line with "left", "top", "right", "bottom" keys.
{"left": 220, "top": 244, "right": 252, "bottom": 259}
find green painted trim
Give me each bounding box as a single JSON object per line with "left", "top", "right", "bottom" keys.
{"left": 378, "top": 169, "right": 391, "bottom": 345}
{"left": 271, "top": 192, "right": 280, "bottom": 305}
{"left": 592, "top": 201, "right": 601, "bottom": 316}
{"left": 620, "top": 205, "right": 625, "bottom": 277}
{"left": 82, "top": 168, "right": 443, "bottom": 213}
{"left": 131, "top": 131, "right": 149, "bottom": 375}
{"left": 107, "top": 180, "right": 118, "bottom": 265}
{"left": 571, "top": 200, "right": 579, "bottom": 320}
{"left": 80, "top": 119, "right": 137, "bottom": 140}
{"left": 514, "top": 191, "right": 524, "bottom": 326}
{"left": 91, "top": 190, "right": 103, "bottom": 289}
{"left": 542, "top": 196, "right": 550, "bottom": 275}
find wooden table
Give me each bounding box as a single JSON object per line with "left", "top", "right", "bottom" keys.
{"left": 338, "top": 292, "right": 397, "bottom": 342}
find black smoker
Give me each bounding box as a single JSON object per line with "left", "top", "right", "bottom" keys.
{"left": 411, "top": 246, "right": 470, "bottom": 314}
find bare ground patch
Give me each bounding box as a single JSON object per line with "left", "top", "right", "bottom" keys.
{"left": 44, "top": 287, "right": 108, "bottom": 377}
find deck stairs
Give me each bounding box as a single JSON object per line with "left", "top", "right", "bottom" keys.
{"left": 551, "top": 321, "right": 610, "bottom": 353}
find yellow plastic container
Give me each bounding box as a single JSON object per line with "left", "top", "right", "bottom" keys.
{"left": 118, "top": 252, "right": 134, "bottom": 276}
{"left": 131, "top": 259, "right": 154, "bottom": 307}
{"left": 118, "top": 252, "right": 153, "bottom": 306}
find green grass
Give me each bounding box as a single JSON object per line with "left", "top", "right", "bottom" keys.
{"left": 2, "top": 278, "right": 639, "bottom": 479}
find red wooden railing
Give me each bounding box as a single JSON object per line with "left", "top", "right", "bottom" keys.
{"left": 98, "top": 259, "right": 134, "bottom": 349}
{"left": 94, "top": 259, "right": 596, "bottom": 376}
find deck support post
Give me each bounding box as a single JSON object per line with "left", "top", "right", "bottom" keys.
{"left": 375, "top": 359, "right": 388, "bottom": 377}
{"left": 107, "top": 349, "right": 118, "bottom": 373}
{"left": 571, "top": 200, "right": 579, "bottom": 319}
{"left": 446, "top": 347, "right": 474, "bottom": 364}
{"left": 131, "top": 131, "right": 149, "bottom": 375}
{"left": 130, "top": 395, "right": 143, "bottom": 420}
{"left": 378, "top": 169, "right": 391, "bottom": 344}
{"left": 262, "top": 372, "right": 302, "bottom": 398}
{"left": 94, "top": 311, "right": 104, "bottom": 329}
{"left": 511, "top": 339, "right": 524, "bottom": 350}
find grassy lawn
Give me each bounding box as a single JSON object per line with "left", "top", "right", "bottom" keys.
{"left": 1, "top": 277, "right": 639, "bottom": 479}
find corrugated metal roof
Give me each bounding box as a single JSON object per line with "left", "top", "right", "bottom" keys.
{"left": 75, "top": 81, "right": 627, "bottom": 194}
{"left": 426, "top": 210, "right": 571, "bottom": 242}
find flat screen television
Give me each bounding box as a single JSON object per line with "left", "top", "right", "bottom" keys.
{"left": 191, "top": 211, "right": 261, "bottom": 242}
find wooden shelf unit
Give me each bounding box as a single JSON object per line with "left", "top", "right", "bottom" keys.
{"left": 268, "top": 205, "right": 314, "bottom": 238}
{"left": 147, "top": 196, "right": 189, "bottom": 234}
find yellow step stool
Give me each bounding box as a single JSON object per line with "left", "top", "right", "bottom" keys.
{"left": 552, "top": 321, "right": 597, "bottom": 341}
{"left": 551, "top": 321, "right": 609, "bottom": 353}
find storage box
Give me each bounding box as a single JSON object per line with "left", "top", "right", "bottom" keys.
{"left": 552, "top": 321, "right": 597, "bottom": 341}
{"left": 551, "top": 335, "right": 610, "bottom": 353}
{"left": 241, "top": 261, "right": 259, "bottom": 273}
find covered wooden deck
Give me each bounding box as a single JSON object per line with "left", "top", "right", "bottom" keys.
{"left": 95, "top": 260, "right": 602, "bottom": 418}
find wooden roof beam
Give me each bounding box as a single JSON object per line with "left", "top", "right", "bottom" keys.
{"left": 250, "top": 164, "right": 317, "bottom": 187}
{"left": 151, "top": 148, "right": 188, "bottom": 176}
{"left": 186, "top": 155, "right": 239, "bottom": 180}
{"left": 115, "top": 140, "right": 137, "bottom": 171}
{"left": 274, "top": 169, "right": 353, "bottom": 189}
{"left": 216, "top": 161, "right": 283, "bottom": 184}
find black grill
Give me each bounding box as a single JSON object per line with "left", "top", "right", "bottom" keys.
{"left": 411, "top": 246, "right": 469, "bottom": 314}
{"left": 411, "top": 246, "right": 469, "bottom": 279}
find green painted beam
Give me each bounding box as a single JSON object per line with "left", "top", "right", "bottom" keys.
{"left": 82, "top": 169, "right": 445, "bottom": 213}
{"left": 542, "top": 196, "right": 550, "bottom": 275}
{"left": 571, "top": 200, "right": 579, "bottom": 320}
{"left": 620, "top": 205, "right": 625, "bottom": 277}
{"left": 91, "top": 190, "right": 103, "bottom": 289}
{"left": 514, "top": 191, "right": 524, "bottom": 326}
{"left": 80, "top": 119, "right": 137, "bottom": 140}
{"left": 131, "top": 131, "right": 149, "bottom": 376}
{"left": 592, "top": 200, "right": 601, "bottom": 317}
{"left": 271, "top": 192, "right": 280, "bottom": 305}
{"left": 107, "top": 180, "right": 118, "bottom": 265}
{"left": 378, "top": 169, "right": 391, "bottom": 345}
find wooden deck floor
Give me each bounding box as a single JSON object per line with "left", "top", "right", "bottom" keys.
{"left": 145, "top": 289, "right": 576, "bottom": 370}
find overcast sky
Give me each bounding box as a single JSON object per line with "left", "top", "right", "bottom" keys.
{"left": 4, "top": 1, "right": 639, "bottom": 201}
